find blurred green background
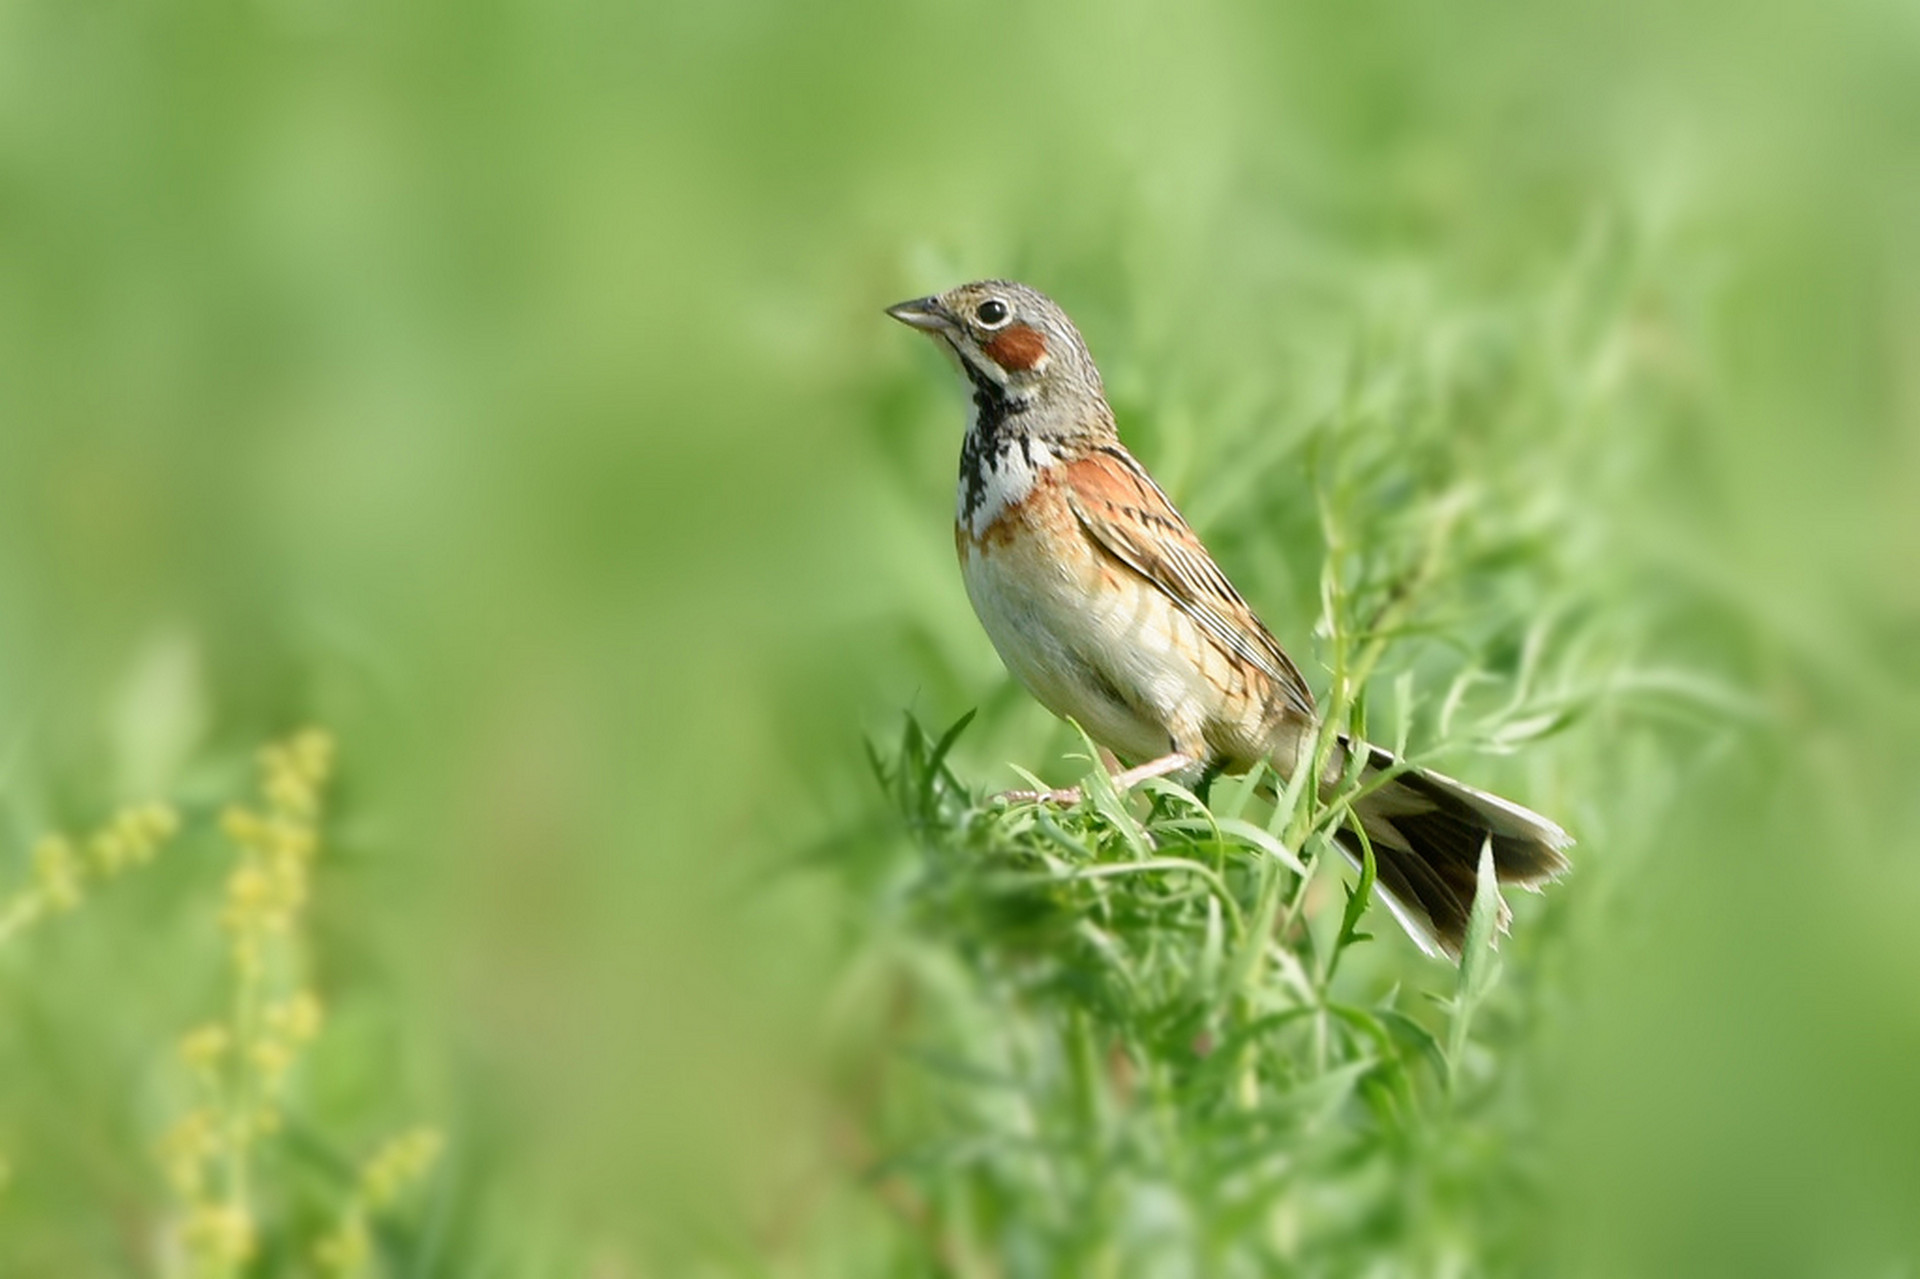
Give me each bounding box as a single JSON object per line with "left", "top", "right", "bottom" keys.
{"left": 2, "top": 0, "right": 1917, "bottom": 1274}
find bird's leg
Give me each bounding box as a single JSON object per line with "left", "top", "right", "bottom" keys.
{"left": 995, "top": 752, "right": 1196, "bottom": 807}
{"left": 1110, "top": 752, "right": 1198, "bottom": 791}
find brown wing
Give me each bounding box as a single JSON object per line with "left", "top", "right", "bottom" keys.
{"left": 1063, "top": 445, "right": 1317, "bottom": 720}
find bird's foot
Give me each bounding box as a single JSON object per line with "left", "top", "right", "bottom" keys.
{"left": 994, "top": 784, "right": 1084, "bottom": 806}
{"left": 991, "top": 752, "right": 1196, "bottom": 808}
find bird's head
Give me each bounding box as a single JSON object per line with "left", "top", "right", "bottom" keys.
{"left": 886, "top": 280, "right": 1111, "bottom": 433}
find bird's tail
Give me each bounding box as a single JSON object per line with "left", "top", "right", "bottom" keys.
{"left": 1332, "top": 739, "right": 1570, "bottom": 961}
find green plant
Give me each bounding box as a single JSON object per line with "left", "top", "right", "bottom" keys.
{"left": 155, "top": 732, "right": 441, "bottom": 1278}
{"left": 829, "top": 234, "right": 1717, "bottom": 1273}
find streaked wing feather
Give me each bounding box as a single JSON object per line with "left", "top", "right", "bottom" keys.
{"left": 1065, "top": 447, "right": 1316, "bottom": 719}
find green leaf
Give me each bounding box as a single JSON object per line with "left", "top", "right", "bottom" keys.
{"left": 1212, "top": 759, "right": 1271, "bottom": 823}
{"left": 1331, "top": 821, "right": 1379, "bottom": 978}
{"left": 1070, "top": 721, "right": 1149, "bottom": 861}
{"left": 1375, "top": 1007, "right": 1451, "bottom": 1086}
{"left": 1210, "top": 818, "right": 1307, "bottom": 876}
{"left": 1446, "top": 839, "right": 1505, "bottom": 1094}
{"left": 920, "top": 708, "right": 977, "bottom": 816}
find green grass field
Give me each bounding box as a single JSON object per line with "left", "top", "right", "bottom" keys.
{"left": 3, "top": 1, "right": 1918, "bottom": 1274}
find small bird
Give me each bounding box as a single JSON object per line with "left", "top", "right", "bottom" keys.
{"left": 887, "top": 279, "right": 1569, "bottom": 960}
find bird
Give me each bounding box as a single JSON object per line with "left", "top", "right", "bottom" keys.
{"left": 886, "top": 278, "right": 1569, "bottom": 960}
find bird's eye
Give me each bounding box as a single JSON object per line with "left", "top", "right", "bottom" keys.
{"left": 975, "top": 299, "right": 1011, "bottom": 327}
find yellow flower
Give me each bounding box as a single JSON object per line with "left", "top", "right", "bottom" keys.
{"left": 221, "top": 804, "right": 267, "bottom": 851}
{"left": 268, "top": 856, "right": 310, "bottom": 916}
{"left": 157, "top": 1109, "right": 222, "bottom": 1197}
{"left": 251, "top": 1036, "right": 296, "bottom": 1088}
{"left": 221, "top": 864, "right": 279, "bottom": 934}
{"left": 155, "top": 730, "right": 361, "bottom": 1271}
{"left": 289, "top": 728, "right": 336, "bottom": 781}
{"left": 90, "top": 828, "right": 131, "bottom": 875}
{"left": 266, "top": 772, "right": 316, "bottom": 819}
{"left": 360, "top": 1128, "right": 444, "bottom": 1208}
{"left": 179, "top": 1024, "right": 231, "bottom": 1074}
{"left": 139, "top": 802, "right": 182, "bottom": 839}
{"left": 257, "top": 730, "right": 335, "bottom": 821}
{"left": 268, "top": 991, "right": 325, "bottom": 1042}
{"left": 182, "top": 1202, "right": 256, "bottom": 1267}
{"left": 87, "top": 802, "right": 180, "bottom": 875}
{"left": 123, "top": 803, "right": 180, "bottom": 863}
{"left": 32, "top": 836, "right": 83, "bottom": 912}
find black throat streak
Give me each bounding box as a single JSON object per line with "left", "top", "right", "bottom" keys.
{"left": 957, "top": 359, "right": 1032, "bottom": 527}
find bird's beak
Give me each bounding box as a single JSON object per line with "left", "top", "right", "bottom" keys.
{"left": 885, "top": 295, "right": 951, "bottom": 333}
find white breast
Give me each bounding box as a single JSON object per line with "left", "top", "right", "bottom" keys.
{"left": 955, "top": 438, "right": 1217, "bottom": 765}
{"left": 957, "top": 431, "right": 1055, "bottom": 539}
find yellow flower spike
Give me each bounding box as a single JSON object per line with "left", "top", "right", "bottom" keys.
{"left": 256, "top": 729, "right": 335, "bottom": 820}
{"left": 120, "top": 805, "right": 176, "bottom": 864}
{"left": 220, "top": 865, "right": 278, "bottom": 936}
{"left": 291, "top": 728, "right": 335, "bottom": 778}
{"left": 266, "top": 774, "right": 317, "bottom": 820}
{"left": 270, "top": 850, "right": 309, "bottom": 892}
{"left": 221, "top": 805, "right": 265, "bottom": 850}
{"left": 271, "top": 821, "right": 318, "bottom": 863}
{"left": 360, "top": 1128, "right": 444, "bottom": 1208}
{"left": 268, "top": 990, "right": 325, "bottom": 1042}
{"left": 182, "top": 1202, "right": 256, "bottom": 1267}
{"left": 179, "top": 1025, "right": 231, "bottom": 1073}
{"left": 158, "top": 732, "right": 355, "bottom": 1268}
{"left": 90, "top": 828, "right": 130, "bottom": 875}
{"left": 157, "top": 1109, "right": 221, "bottom": 1196}
{"left": 79, "top": 803, "right": 182, "bottom": 877}
{"left": 251, "top": 1036, "right": 296, "bottom": 1089}
{"left": 32, "top": 836, "right": 84, "bottom": 912}
{"left": 141, "top": 803, "right": 182, "bottom": 840}
{"left": 160, "top": 1159, "right": 200, "bottom": 1199}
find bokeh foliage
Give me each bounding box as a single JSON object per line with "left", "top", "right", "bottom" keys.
{"left": 1, "top": 0, "right": 1917, "bottom": 1274}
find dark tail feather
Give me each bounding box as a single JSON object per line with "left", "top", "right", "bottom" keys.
{"left": 1334, "top": 740, "right": 1570, "bottom": 961}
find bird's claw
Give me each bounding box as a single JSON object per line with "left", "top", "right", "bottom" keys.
{"left": 993, "top": 785, "right": 1084, "bottom": 807}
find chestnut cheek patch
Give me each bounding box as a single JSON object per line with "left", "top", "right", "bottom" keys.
{"left": 984, "top": 324, "right": 1049, "bottom": 371}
